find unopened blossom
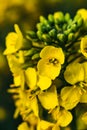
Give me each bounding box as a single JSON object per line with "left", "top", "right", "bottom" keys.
{"left": 37, "top": 46, "right": 65, "bottom": 80}
{"left": 80, "top": 36, "right": 87, "bottom": 58}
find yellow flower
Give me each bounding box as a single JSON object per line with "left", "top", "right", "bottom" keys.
{"left": 6, "top": 55, "right": 22, "bottom": 75}
{"left": 60, "top": 86, "right": 82, "bottom": 110}
{"left": 37, "top": 46, "right": 64, "bottom": 80}
{"left": 25, "top": 67, "right": 52, "bottom": 90}
{"left": 40, "top": 46, "right": 64, "bottom": 64}
{"left": 4, "top": 24, "right": 23, "bottom": 55}
{"left": 64, "top": 62, "right": 84, "bottom": 85}
{"left": 77, "top": 8, "right": 87, "bottom": 22}
{"left": 80, "top": 36, "right": 87, "bottom": 58}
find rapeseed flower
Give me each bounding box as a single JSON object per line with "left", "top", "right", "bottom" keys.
{"left": 64, "top": 62, "right": 84, "bottom": 85}
{"left": 60, "top": 86, "right": 82, "bottom": 110}
{"left": 25, "top": 67, "right": 52, "bottom": 90}
{"left": 77, "top": 8, "right": 87, "bottom": 28}
{"left": 4, "top": 24, "right": 23, "bottom": 55}
{"left": 37, "top": 46, "right": 64, "bottom": 80}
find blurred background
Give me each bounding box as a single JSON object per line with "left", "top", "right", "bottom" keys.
{"left": 0, "top": 0, "right": 87, "bottom": 130}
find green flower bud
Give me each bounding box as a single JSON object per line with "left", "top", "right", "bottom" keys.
{"left": 77, "top": 17, "right": 83, "bottom": 27}
{"left": 31, "top": 53, "right": 40, "bottom": 60}
{"left": 37, "top": 31, "right": 43, "bottom": 40}
{"left": 40, "top": 16, "right": 48, "bottom": 24}
{"left": 23, "top": 48, "right": 36, "bottom": 56}
{"left": 49, "top": 29, "right": 57, "bottom": 38}
{"left": 64, "top": 13, "right": 71, "bottom": 22}
{"left": 26, "top": 31, "right": 37, "bottom": 40}
{"left": 68, "top": 33, "right": 74, "bottom": 41}
{"left": 64, "top": 28, "right": 72, "bottom": 35}
{"left": 71, "top": 23, "right": 77, "bottom": 32}
{"left": 42, "top": 34, "right": 51, "bottom": 42}
{"left": 48, "top": 14, "right": 54, "bottom": 23}
{"left": 57, "top": 33, "right": 65, "bottom": 42}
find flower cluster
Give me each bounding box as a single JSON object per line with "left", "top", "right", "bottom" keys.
{"left": 4, "top": 8, "right": 87, "bottom": 130}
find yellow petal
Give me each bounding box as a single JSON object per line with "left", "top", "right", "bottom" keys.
{"left": 7, "top": 55, "right": 22, "bottom": 75}
{"left": 14, "top": 75, "right": 21, "bottom": 86}
{"left": 37, "top": 75, "right": 52, "bottom": 90}
{"left": 57, "top": 109, "right": 73, "bottom": 127}
{"left": 64, "top": 62, "right": 84, "bottom": 85}
{"left": 4, "top": 24, "right": 23, "bottom": 55}
{"left": 4, "top": 32, "right": 18, "bottom": 54}
{"left": 38, "top": 85, "right": 58, "bottom": 109}
{"left": 37, "top": 58, "right": 61, "bottom": 80}
{"left": 38, "top": 120, "right": 54, "bottom": 130}
{"left": 30, "top": 97, "right": 39, "bottom": 117}
{"left": 25, "top": 67, "right": 37, "bottom": 90}
{"left": 77, "top": 9, "right": 87, "bottom": 22}
{"left": 60, "top": 86, "right": 82, "bottom": 110}
{"left": 18, "top": 122, "right": 29, "bottom": 130}
{"left": 40, "top": 46, "right": 65, "bottom": 64}
{"left": 52, "top": 125, "right": 60, "bottom": 130}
